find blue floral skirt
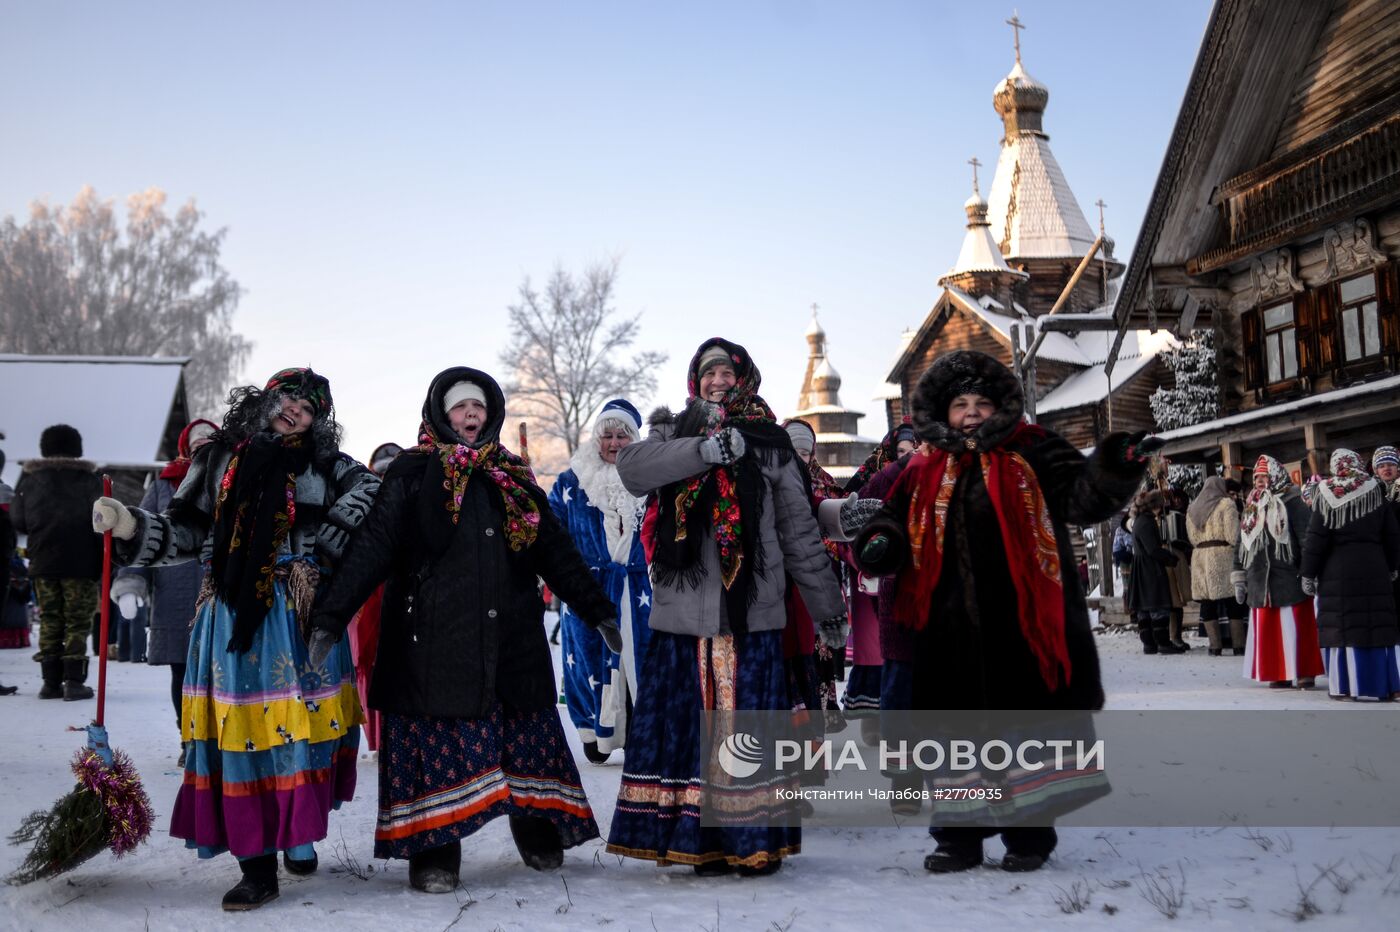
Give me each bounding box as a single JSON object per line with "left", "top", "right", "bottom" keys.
{"left": 606, "top": 629, "right": 800, "bottom": 868}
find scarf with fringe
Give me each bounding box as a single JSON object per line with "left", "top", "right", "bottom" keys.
{"left": 210, "top": 433, "right": 313, "bottom": 652}
{"left": 891, "top": 422, "right": 1069, "bottom": 691}
{"left": 651, "top": 338, "right": 791, "bottom": 633}
{"left": 1239, "top": 455, "right": 1294, "bottom": 567}
{"left": 1314, "top": 449, "right": 1384, "bottom": 529}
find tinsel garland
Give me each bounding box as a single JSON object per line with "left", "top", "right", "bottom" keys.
{"left": 7, "top": 749, "right": 154, "bottom": 885}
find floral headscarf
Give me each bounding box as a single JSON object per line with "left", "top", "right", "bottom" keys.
{"left": 1239, "top": 454, "right": 1294, "bottom": 567}
{"left": 651, "top": 338, "right": 791, "bottom": 632}
{"left": 1314, "top": 449, "right": 1384, "bottom": 529}
{"left": 844, "top": 418, "right": 916, "bottom": 495}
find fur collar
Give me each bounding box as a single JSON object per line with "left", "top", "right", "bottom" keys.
{"left": 570, "top": 441, "right": 643, "bottom": 563}
{"left": 22, "top": 457, "right": 97, "bottom": 474}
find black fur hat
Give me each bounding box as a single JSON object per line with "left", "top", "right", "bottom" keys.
{"left": 39, "top": 424, "right": 83, "bottom": 458}
{"left": 910, "top": 350, "right": 1024, "bottom": 453}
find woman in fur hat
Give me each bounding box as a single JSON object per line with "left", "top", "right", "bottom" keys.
{"left": 1230, "top": 454, "right": 1323, "bottom": 689}
{"left": 1300, "top": 449, "right": 1400, "bottom": 700}
{"left": 309, "top": 367, "right": 617, "bottom": 894}
{"left": 850, "top": 349, "right": 1158, "bottom": 874}
{"left": 548, "top": 399, "right": 653, "bottom": 764}
{"left": 606, "top": 338, "right": 846, "bottom": 877}
{"left": 91, "top": 368, "right": 379, "bottom": 910}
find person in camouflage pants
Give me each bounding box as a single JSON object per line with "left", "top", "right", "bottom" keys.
{"left": 34, "top": 578, "right": 97, "bottom": 662}
{"left": 11, "top": 424, "right": 103, "bottom": 700}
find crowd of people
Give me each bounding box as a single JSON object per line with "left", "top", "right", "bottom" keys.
{"left": 5, "top": 338, "right": 1395, "bottom": 912}
{"left": 1116, "top": 446, "right": 1400, "bottom": 700}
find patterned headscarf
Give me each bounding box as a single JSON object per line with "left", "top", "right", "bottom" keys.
{"left": 415, "top": 414, "right": 541, "bottom": 553}
{"left": 845, "top": 418, "right": 916, "bottom": 494}
{"left": 1239, "top": 454, "right": 1294, "bottom": 567}
{"left": 651, "top": 338, "right": 791, "bottom": 632}
{"left": 1314, "top": 449, "right": 1384, "bottom": 529}
{"left": 264, "top": 367, "right": 333, "bottom": 417}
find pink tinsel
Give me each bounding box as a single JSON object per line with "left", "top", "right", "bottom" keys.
{"left": 71, "top": 748, "right": 154, "bottom": 857}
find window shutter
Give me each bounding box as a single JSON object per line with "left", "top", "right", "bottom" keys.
{"left": 1240, "top": 308, "right": 1263, "bottom": 389}
{"left": 1314, "top": 283, "right": 1338, "bottom": 373}
{"left": 1295, "top": 290, "right": 1317, "bottom": 376}
{"left": 1378, "top": 261, "right": 1400, "bottom": 358}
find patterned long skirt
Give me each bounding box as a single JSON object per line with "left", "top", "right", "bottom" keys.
{"left": 170, "top": 569, "right": 362, "bottom": 859}
{"left": 1324, "top": 646, "right": 1400, "bottom": 699}
{"left": 606, "top": 629, "right": 801, "bottom": 868}
{"left": 842, "top": 591, "right": 882, "bottom": 716}
{"left": 1243, "top": 601, "right": 1324, "bottom": 683}
{"left": 374, "top": 705, "right": 598, "bottom": 860}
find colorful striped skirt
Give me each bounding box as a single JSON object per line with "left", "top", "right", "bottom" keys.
{"left": 170, "top": 565, "right": 362, "bottom": 859}
{"left": 374, "top": 705, "right": 598, "bottom": 860}
{"left": 1243, "top": 600, "right": 1324, "bottom": 683}
{"left": 606, "top": 629, "right": 801, "bottom": 869}
{"left": 1324, "top": 646, "right": 1400, "bottom": 700}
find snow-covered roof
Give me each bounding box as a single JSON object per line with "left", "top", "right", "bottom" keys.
{"left": 812, "top": 357, "right": 839, "bottom": 383}
{"left": 814, "top": 432, "right": 879, "bottom": 446}
{"left": 950, "top": 289, "right": 1090, "bottom": 366}
{"left": 826, "top": 465, "right": 857, "bottom": 481}
{"left": 940, "top": 193, "right": 1028, "bottom": 283}
{"left": 1156, "top": 373, "right": 1400, "bottom": 446}
{"left": 1037, "top": 330, "right": 1176, "bottom": 414}
{"left": 873, "top": 329, "right": 917, "bottom": 401}
{"left": 792, "top": 403, "right": 865, "bottom": 417}
{"left": 0, "top": 355, "right": 189, "bottom": 485}
{"left": 985, "top": 129, "right": 1097, "bottom": 260}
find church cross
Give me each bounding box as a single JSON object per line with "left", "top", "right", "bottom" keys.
{"left": 1006, "top": 11, "right": 1025, "bottom": 64}
{"left": 1095, "top": 198, "right": 1107, "bottom": 235}
{"left": 968, "top": 156, "right": 982, "bottom": 194}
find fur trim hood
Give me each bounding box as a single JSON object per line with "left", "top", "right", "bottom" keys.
{"left": 22, "top": 457, "right": 97, "bottom": 474}
{"left": 910, "top": 350, "right": 1025, "bottom": 453}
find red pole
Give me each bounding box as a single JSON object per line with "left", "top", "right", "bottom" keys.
{"left": 96, "top": 475, "right": 113, "bottom": 728}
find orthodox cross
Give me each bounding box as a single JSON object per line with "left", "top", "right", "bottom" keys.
{"left": 968, "top": 156, "right": 982, "bottom": 195}
{"left": 1095, "top": 198, "right": 1107, "bottom": 236}
{"left": 810, "top": 302, "right": 820, "bottom": 318}
{"left": 1006, "top": 11, "right": 1025, "bottom": 64}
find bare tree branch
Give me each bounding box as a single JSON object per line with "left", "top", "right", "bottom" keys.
{"left": 498, "top": 258, "right": 665, "bottom": 455}
{"left": 0, "top": 185, "right": 251, "bottom": 415}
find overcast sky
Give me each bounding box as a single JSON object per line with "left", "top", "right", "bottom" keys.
{"left": 1, "top": 0, "right": 1212, "bottom": 466}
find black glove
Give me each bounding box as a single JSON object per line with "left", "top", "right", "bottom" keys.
{"left": 307, "top": 628, "right": 337, "bottom": 669}
{"left": 860, "top": 533, "right": 891, "bottom": 566}
{"left": 596, "top": 615, "right": 623, "bottom": 653}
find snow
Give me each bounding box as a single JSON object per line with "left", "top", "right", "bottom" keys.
{"left": 0, "top": 356, "right": 188, "bottom": 486}
{"left": 1157, "top": 374, "right": 1400, "bottom": 444}
{"left": 985, "top": 123, "right": 1098, "bottom": 260}
{"left": 3, "top": 623, "right": 1399, "bottom": 931}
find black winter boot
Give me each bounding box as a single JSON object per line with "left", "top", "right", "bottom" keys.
{"left": 923, "top": 844, "right": 983, "bottom": 873}
{"left": 222, "top": 854, "right": 279, "bottom": 910}
{"left": 282, "top": 849, "right": 318, "bottom": 875}
{"left": 509, "top": 813, "right": 564, "bottom": 871}
{"left": 408, "top": 841, "right": 461, "bottom": 893}
{"left": 38, "top": 658, "right": 64, "bottom": 700}
{"left": 1135, "top": 616, "right": 1158, "bottom": 655}
{"left": 581, "top": 740, "right": 611, "bottom": 764}
{"left": 1153, "top": 624, "right": 1183, "bottom": 655}
{"left": 63, "top": 658, "right": 94, "bottom": 701}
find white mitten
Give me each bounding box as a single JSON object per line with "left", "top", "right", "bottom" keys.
{"left": 92, "top": 496, "right": 137, "bottom": 540}
{"left": 116, "top": 593, "right": 140, "bottom": 620}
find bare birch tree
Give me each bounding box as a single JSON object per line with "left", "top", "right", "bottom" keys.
{"left": 499, "top": 258, "right": 666, "bottom": 456}
{"left": 0, "top": 186, "right": 250, "bottom": 415}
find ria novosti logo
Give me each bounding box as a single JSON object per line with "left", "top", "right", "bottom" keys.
{"left": 717, "top": 732, "right": 764, "bottom": 778}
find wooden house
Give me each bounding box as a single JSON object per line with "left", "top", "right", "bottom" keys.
{"left": 1109, "top": 0, "right": 1400, "bottom": 477}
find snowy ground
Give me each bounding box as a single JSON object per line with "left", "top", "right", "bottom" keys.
{"left": 3, "top": 622, "right": 1399, "bottom": 931}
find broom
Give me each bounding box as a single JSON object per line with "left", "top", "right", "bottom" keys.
{"left": 7, "top": 475, "right": 154, "bottom": 885}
